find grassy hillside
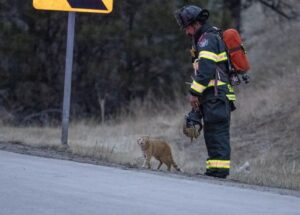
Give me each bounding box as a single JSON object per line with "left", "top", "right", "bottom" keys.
{"left": 230, "top": 2, "right": 300, "bottom": 188}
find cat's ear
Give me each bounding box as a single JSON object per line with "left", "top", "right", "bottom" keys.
{"left": 137, "top": 137, "right": 142, "bottom": 145}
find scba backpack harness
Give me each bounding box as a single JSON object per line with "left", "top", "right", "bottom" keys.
{"left": 190, "top": 27, "right": 250, "bottom": 86}
{"left": 184, "top": 27, "right": 250, "bottom": 140}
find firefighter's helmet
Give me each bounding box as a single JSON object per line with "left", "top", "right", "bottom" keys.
{"left": 174, "top": 5, "right": 209, "bottom": 29}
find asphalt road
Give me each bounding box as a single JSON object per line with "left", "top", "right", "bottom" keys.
{"left": 0, "top": 150, "right": 299, "bottom": 215}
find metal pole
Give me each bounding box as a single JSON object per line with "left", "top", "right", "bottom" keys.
{"left": 61, "top": 12, "right": 76, "bottom": 146}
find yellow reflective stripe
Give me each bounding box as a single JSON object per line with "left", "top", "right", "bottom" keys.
{"left": 217, "top": 52, "right": 228, "bottom": 62}
{"left": 199, "top": 51, "right": 218, "bottom": 62}
{"left": 207, "top": 80, "right": 226, "bottom": 87}
{"left": 198, "top": 51, "right": 228, "bottom": 62}
{"left": 193, "top": 80, "right": 236, "bottom": 100}
{"left": 226, "top": 94, "right": 236, "bottom": 101}
{"left": 191, "top": 80, "right": 227, "bottom": 93}
{"left": 206, "top": 160, "right": 230, "bottom": 169}
{"left": 227, "top": 84, "right": 234, "bottom": 93}
{"left": 191, "top": 80, "right": 206, "bottom": 93}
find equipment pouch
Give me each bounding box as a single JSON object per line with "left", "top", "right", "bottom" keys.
{"left": 202, "top": 96, "right": 230, "bottom": 124}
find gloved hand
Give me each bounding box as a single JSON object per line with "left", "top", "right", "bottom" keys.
{"left": 182, "top": 109, "right": 203, "bottom": 142}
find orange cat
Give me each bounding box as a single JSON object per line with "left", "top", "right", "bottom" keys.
{"left": 137, "top": 136, "right": 181, "bottom": 172}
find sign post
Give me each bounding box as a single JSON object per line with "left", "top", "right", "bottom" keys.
{"left": 33, "top": 0, "right": 113, "bottom": 146}
{"left": 61, "top": 12, "right": 76, "bottom": 145}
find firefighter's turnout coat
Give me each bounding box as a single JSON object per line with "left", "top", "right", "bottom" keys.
{"left": 190, "top": 23, "right": 236, "bottom": 178}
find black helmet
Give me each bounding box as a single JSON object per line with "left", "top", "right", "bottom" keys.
{"left": 174, "top": 5, "right": 209, "bottom": 29}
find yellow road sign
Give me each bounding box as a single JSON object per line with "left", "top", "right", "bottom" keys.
{"left": 33, "top": 0, "right": 113, "bottom": 14}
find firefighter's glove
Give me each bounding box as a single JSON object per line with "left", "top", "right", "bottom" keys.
{"left": 182, "top": 109, "right": 203, "bottom": 142}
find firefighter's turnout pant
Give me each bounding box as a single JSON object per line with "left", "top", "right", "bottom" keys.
{"left": 201, "top": 93, "right": 231, "bottom": 178}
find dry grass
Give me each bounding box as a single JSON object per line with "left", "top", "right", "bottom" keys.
{"left": 0, "top": 126, "right": 61, "bottom": 147}
{"left": 233, "top": 149, "right": 300, "bottom": 190}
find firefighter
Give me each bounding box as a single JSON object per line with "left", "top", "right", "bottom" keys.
{"left": 174, "top": 5, "right": 236, "bottom": 178}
